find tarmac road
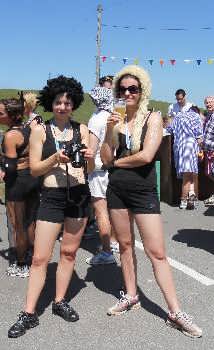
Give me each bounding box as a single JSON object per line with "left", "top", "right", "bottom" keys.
{"left": 0, "top": 201, "right": 213, "bottom": 350}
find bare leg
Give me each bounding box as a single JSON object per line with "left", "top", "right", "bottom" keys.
{"left": 15, "top": 202, "right": 29, "bottom": 263}
{"left": 110, "top": 209, "right": 137, "bottom": 296}
{"left": 27, "top": 221, "right": 36, "bottom": 247}
{"left": 181, "top": 173, "right": 192, "bottom": 199}
{"left": 55, "top": 217, "right": 88, "bottom": 302}
{"left": 25, "top": 221, "right": 62, "bottom": 313}
{"left": 92, "top": 198, "right": 111, "bottom": 251}
{"left": 135, "top": 213, "right": 180, "bottom": 313}
{"left": 25, "top": 191, "right": 40, "bottom": 247}
{"left": 110, "top": 226, "right": 118, "bottom": 244}
{"left": 193, "top": 174, "right": 198, "bottom": 197}
{"left": 6, "top": 202, "right": 16, "bottom": 250}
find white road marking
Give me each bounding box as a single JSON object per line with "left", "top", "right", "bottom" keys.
{"left": 135, "top": 239, "right": 214, "bottom": 286}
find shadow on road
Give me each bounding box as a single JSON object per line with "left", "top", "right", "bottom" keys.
{"left": 84, "top": 263, "right": 123, "bottom": 298}
{"left": 37, "top": 262, "right": 87, "bottom": 316}
{"left": 203, "top": 206, "right": 214, "bottom": 216}
{"left": 172, "top": 228, "right": 214, "bottom": 255}
{"left": 84, "top": 265, "right": 167, "bottom": 320}
{"left": 0, "top": 247, "right": 10, "bottom": 262}
{"left": 138, "top": 289, "right": 168, "bottom": 321}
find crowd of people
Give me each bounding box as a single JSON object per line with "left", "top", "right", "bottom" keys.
{"left": 166, "top": 90, "right": 214, "bottom": 209}
{"left": 2, "top": 65, "right": 214, "bottom": 339}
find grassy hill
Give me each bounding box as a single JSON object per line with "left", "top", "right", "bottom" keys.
{"left": 0, "top": 89, "right": 170, "bottom": 123}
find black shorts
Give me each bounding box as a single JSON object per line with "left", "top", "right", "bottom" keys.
{"left": 107, "top": 184, "right": 160, "bottom": 214}
{"left": 37, "top": 185, "right": 91, "bottom": 223}
{"left": 5, "top": 169, "right": 40, "bottom": 202}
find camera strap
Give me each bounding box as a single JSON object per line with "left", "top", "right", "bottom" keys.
{"left": 60, "top": 121, "right": 88, "bottom": 203}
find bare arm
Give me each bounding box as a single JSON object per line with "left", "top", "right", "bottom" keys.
{"left": 29, "top": 125, "right": 60, "bottom": 177}
{"left": 3, "top": 130, "right": 23, "bottom": 158}
{"left": 89, "top": 132, "right": 100, "bottom": 156}
{"left": 100, "top": 112, "right": 121, "bottom": 166}
{"left": 114, "top": 112, "right": 163, "bottom": 168}
{"left": 2, "top": 130, "right": 25, "bottom": 178}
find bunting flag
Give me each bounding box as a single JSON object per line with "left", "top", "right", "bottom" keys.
{"left": 207, "top": 58, "right": 214, "bottom": 64}
{"left": 102, "top": 23, "right": 212, "bottom": 31}
{"left": 102, "top": 23, "right": 146, "bottom": 30}
{"left": 159, "top": 59, "right": 164, "bottom": 66}
{"left": 161, "top": 28, "right": 187, "bottom": 31}
{"left": 99, "top": 55, "right": 214, "bottom": 66}
{"left": 133, "top": 58, "right": 139, "bottom": 65}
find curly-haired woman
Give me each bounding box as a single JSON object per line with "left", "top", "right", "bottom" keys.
{"left": 8, "top": 75, "right": 94, "bottom": 338}
{"left": 0, "top": 98, "right": 40, "bottom": 278}
{"left": 101, "top": 65, "right": 202, "bottom": 338}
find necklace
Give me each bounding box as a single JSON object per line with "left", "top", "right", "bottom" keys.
{"left": 125, "top": 117, "right": 132, "bottom": 150}
{"left": 50, "top": 119, "right": 71, "bottom": 151}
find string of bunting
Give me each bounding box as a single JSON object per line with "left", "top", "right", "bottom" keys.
{"left": 102, "top": 24, "right": 212, "bottom": 31}
{"left": 99, "top": 56, "right": 214, "bottom": 66}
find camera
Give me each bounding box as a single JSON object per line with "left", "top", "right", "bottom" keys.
{"left": 62, "top": 142, "right": 86, "bottom": 168}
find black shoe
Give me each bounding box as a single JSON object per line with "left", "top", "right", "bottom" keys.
{"left": 8, "top": 311, "right": 39, "bottom": 338}
{"left": 52, "top": 299, "right": 79, "bottom": 322}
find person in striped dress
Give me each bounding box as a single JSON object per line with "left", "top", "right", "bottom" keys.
{"left": 203, "top": 96, "right": 214, "bottom": 206}
{"left": 166, "top": 106, "right": 203, "bottom": 209}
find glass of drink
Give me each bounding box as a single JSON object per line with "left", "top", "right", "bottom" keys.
{"left": 114, "top": 98, "right": 126, "bottom": 120}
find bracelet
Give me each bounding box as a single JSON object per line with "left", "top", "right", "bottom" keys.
{"left": 101, "top": 159, "right": 115, "bottom": 171}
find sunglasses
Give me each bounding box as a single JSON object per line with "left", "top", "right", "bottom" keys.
{"left": 119, "top": 85, "right": 141, "bottom": 95}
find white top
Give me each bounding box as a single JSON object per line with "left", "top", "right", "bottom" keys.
{"left": 168, "top": 101, "right": 192, "bottom": 118}
{"left": 88, "top": 109, "right": 110, "bottom": 170}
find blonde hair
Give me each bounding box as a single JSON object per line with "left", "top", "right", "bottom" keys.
{"left": 24, "top": 92, "right": 38, "bottom": 111}
{"left": 112, "top": 65, "right": 152, "bottom": 153}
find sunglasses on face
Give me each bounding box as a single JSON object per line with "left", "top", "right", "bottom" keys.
{"left": 119, "top": 85, "right": 141, "bottom": 95}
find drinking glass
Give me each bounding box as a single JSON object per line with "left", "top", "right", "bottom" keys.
{"left": 114, "top": 98, "right": 126, "bottom": 120}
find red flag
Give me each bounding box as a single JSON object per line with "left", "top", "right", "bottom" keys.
{"left": 102, "top": 56, "right": 107, "bottom": 62}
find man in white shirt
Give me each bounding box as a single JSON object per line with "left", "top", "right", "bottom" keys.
{"left": 168, "top": 89, "right": 192, "bottom": 118}
{"left": 85, "top": 85, "right": 117, "bottom": 265}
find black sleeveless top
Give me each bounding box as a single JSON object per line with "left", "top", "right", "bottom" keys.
{"left": 1, "top": 125, "right": 32, "bottom": 182}
{"left": 2, "top": 124, "right": 31, "bottom": 158}
{"left": 42, "top": 119, "right": 81, "bottom": 160}
{"left": 109, "top": 117, "right": 157, "bottom": 190}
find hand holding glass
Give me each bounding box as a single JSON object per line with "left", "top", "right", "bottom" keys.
{"left": 114, "top": 98, "right": 126, "bottom": 120}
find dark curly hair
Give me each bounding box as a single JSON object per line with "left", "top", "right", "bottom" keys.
{"left": 0, "top": 98, "right": 24, "bottom": 125}
{"left": 38, "top": 75, "right": 84, "bottom": 112}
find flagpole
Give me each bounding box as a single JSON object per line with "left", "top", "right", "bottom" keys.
{"left": 96, "top": 4, "right": 103, "bottom": 85}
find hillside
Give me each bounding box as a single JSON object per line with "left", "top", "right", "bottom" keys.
{"left": 0, "top": 89, "right": 170, "bottom": 123}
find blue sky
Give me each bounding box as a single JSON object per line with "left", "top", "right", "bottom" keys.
{"left": 0, "top": 0, "right": 214, "bottom": 107}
